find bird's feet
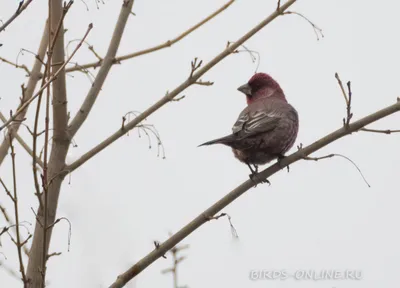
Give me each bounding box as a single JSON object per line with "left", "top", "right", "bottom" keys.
{"left": 249, "top": 172, "right": 271, "bottom": 186}
{"left": 246, "top": 163, "right": 270, "bottom": 186}
{"left": 277, "top": 154, "right": 289, "bottom": 173}
{"left": 247, "top": 163, "right": 271, "bottom": 187}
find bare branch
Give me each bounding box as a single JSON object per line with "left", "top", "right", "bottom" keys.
{"left": 226, "top": 42, "right": 261, "bottom": 73}
{"left": 109, "top": 98, "right": 400, "bottom": 288}
{"left": 207, "top": 212, "right": 238, "bottom": 238}
{"left": 121, "top": 111, "right": 166, "bottom": 158}
{"left": 153, "top": 241, "right": 167, "bottom": 259}
{"left": 0, "top": 201, "right": 29, "bottom": 256}
{"left": 170, "top": 95, "right": 185, "bottom": 102}
{"left": 45, "top": 217, "right": 72, "bottom": 251}
{"left": 0, "top": 203, "right": 12, "bottom": 223}
{"left": 0, "top": 177, "right": 14, "bottom": 202}
{"left": 67, "top": 0, "right": 298, "bottom": 174}
{"left": 160, "top": 238, "right": 189, "bottom": 288}
{"left": 64, "top": 0, "right": 235, "bottom": 73}
{"left": 25, "top": 3, "right": 102, "bottom": 287}
{"left": 344, "top": 81, "right": 353, "bottom": 127}
{"left": 87, "top": 45, "right": 102, "bottom": 61}
{"left": 20, "top": 234, "right": 32, "bottom": 248}
{"left": 25, "top": 2, "right": 79, "bottom": 286}
{"left": 0, "top": 112, "right": 44, "bottom": 168}
{"left": 283, "top": 11, "right": 324, "bottom": 40}
{"left": 30, "top": 1, "right": 74, "bottom": 211}
{"left": 66, "top": 40, "right": 103, "bottom": 61}
{"left": 9, "top": 138, "right": 28, "bottom": 286}
{"left": 0, "top": 21, "right": 49, "bottom": 165}
{"left": 0, "top": 0, "right": 34, "bottom": 33}
{"left": 360, "top": 128, "right": 400, "bottom": 134}
{"left": 335, "top": 72, "right": 349, "bottom": 105}
{"left": 0, "top": 56, "right": 31, "bottom": 75}
{"left": 194, "top": 80, "right": 214, "bottom": 86}
{"left": 46, "top": 252, "right": 62, "bottom": 261}
{"left": 40, "top": 0, "right": 55, "bottom": 281}
{"left": 0, "top": 24, "right": 93, "bottom": 131}
{"left": 68, "top": 0, "right": 135, "bottom": 137}
{"left": 189, "top": 57, "right": 203, "bottom": 79}
{"left": 335, "top": 73, "right": 353, "bottom": 127}
{"left": 302, "top": 152, "right": 370, "bottom": 187}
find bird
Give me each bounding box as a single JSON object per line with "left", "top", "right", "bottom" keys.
{"left": 199, "top": 72, "right": 299, "bottom": 183}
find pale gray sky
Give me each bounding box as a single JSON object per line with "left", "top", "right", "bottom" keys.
{"left": 1, "top": 0, "right": 400, "bottom": 287}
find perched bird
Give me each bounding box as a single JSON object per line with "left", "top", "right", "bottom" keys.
{"left": 199, "top": 72, "right": 299, "bottom": 182}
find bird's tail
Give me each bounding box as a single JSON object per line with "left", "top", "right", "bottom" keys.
{"left": 198, "top": 134, "right": 235, "bottom": 147}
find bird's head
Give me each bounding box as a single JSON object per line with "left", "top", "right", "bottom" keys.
{"left": 237, "top": 72, "right": 285, "bottom": 104}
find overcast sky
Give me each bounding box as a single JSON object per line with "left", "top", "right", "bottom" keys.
{"left": 1, "top": 0, "right": 400, "bottom": 287}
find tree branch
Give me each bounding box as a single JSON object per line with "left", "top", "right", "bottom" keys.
{"left": 68, "top": 0, "right": 136, "bottom": 137}
{"left": 0, "top": 56, "right": 31, "bottom": 75}
{"left": 360, "top": 127, "right": 400, "bottom": 134}
{"left": 109, "top": 98, "right": 400, "bottom": 288}
{"left": 0, "top": 24, "right": 92, "bottom": 132}
{"left": 8, "top": 138, "right": 28, "bottom": 286}
{"left": 26, "top": 3, "right": 92, "bottom": 287}
{"left": 64, "top": 0, "right": 235, "bottom": 74}
{"left": 0, "top": 20, "right": 49, "bottom": 165}
{"left": 66, "top": 0, "right": 298, "bottom": 173}
{"left": 0, "top": 112, "right": 44, "bottom": 168}
{"left": 0, "top": 0, "right": 34, "bottom": 33}
{"left": 25, "top": 1, "right": 112, "bottom": 287}
{"left": 40, "top": 0, "right": 54, "bottom": 283}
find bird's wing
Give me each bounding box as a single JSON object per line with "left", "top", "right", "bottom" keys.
{"left": 232, "top": 106, "right": 281, "bottom": 140}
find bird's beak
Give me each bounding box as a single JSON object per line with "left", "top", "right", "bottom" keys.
{"left": 237, "top": 83, "right": 252, "bottom": 96}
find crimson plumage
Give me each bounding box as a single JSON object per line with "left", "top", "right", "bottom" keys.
{"left": 199, "top": 72, "right": 299, "bottom": 177}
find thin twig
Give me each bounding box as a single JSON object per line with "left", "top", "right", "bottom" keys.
{"left": 45, "top": 217, "right": 72, "bottom": 252}
{"left": 46, "top": 252, "right": 62, "bottom": 261}
{"left": 335, "top": 72, "right": 349, "bottom": 105}
{"left": 302, "top": 153, "right": 370, "bottom": 187}
{"left": 64, "top": 0, "right": 235, "bottom": 73}
{"left": 0, "top": 112, "right": 44, "bottom": 168}
{"left": 49, "top": 1, "right": 74, "bottom": 53}
{"left": 360, "top": 128, "right": 400, "bottom": 134}
{"left": 335, "top": 73, "right": 353, "bottom": 127}
{"left": 160, "top": 239, "right": 189, "bottom": 288}
{"left": 41, "top": 0, "right": 54, "bottom": 282}
{"left": 66, "top": 39, "right": 102, "bottom": 61}
{"left": 0, "top": 197, "right": 30, "bottom": 257}
{"left": 194, "top": 79, "right": 214, "bottom": 86}
{"left": 230, "top": 43, "right": 261, "bottom": 73}
{"left": 207, "top": 212, "right": 238, "bottom": 238}
{"left": 283, "top": 11, "right": 324, "bottom": 40}
{"left": 32, "top": 61, "right": 48, "bottom": 208}
{"left": 0, "top": 177, "right": 14, "bottom": 202}
{"left": 345, "top": 81, "right": 353, "bottom": 127}
{"left": 0, "top": 203, "right": 12, "bottom": 223}
{"left": 0, "top": 57, "right": 31, "bottom": 75}
{"left": 9, "top": 137, "right": 28, "bottom": 286}
{"left": 0, "top": 0, "right": 34, "bottom": 33}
